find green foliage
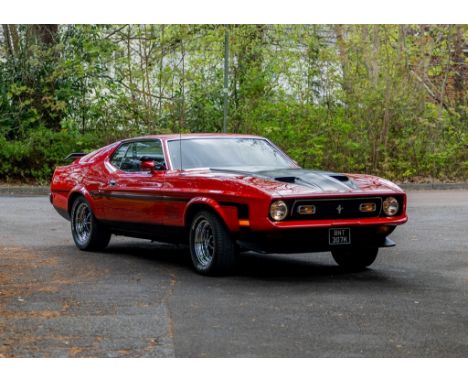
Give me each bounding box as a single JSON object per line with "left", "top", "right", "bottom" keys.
{"left": 0, "top": 24, "right": 466, "bottom": 182}
{"left": 0, "top": 127, "right": 104, "bottom": 182}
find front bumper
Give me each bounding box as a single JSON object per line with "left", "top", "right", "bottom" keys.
{"left": 265, "top": 215, "right": 408, "bottom": 229}
{"left": 236, "top": 224, "right": 398, "bottom": 254}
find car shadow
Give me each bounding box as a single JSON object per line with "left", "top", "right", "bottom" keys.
{"left": 103, "top": 240, "right": 193, "bottom": 270}
{"left": 97, "top": 240, "right": 395, "bottom": 284}
{"left": 236, "top": 252, "right": 378, "bottom": 280}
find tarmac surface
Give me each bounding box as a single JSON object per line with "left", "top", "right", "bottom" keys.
{"left": 0, "top": 190, "right": 467, "bottom": 357}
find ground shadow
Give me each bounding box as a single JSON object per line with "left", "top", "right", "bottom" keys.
{"left": 93, "top": 239, "right": 395, "bottom": 285}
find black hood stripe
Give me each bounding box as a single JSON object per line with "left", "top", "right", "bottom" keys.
{"left": 210, "top": 167, "right": 360, "bottom": 192}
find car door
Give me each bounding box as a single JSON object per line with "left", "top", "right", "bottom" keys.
{"left": 100, "top": 139, "right": 167, "bottom": 226}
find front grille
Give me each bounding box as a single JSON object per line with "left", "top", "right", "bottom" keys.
{"left": 289, "top": 197, "right": 382, "bottom": 220}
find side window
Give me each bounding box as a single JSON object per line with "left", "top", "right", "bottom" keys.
{"left": 110, "top": 143, "right": 131, "bottom": 168}
{"left": 110, "top": 140, "right": 165, "bottom": 172}
{"left": 119, "top": 143, "right": 140, "bottom": 172}
{"left": 135, "top": 141, "right": 164, "bottom": 164}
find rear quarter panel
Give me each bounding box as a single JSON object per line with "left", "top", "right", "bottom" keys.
{"left": 50, "top": 143, "right": 119, "bottom": 217}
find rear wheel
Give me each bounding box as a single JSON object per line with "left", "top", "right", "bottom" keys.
{"left": 189, "top": 210, "right": 237, "bottom": 275}
{"left": 71, "top": 196, "right": 111, "bottom": 251}
{"left": 331, "top": 248, "right": 378, "bottom": 271}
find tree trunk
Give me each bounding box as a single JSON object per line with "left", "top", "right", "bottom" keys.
{"left": 2, "top": 24, "right": 20, "bottom": 57}
{"left": 31, "top": 24, "right": 58, "bottom": 46}
{"left": 452, "top": 25, "right": 466, "bottom": 108}
{"left": 334, "top": 24, "right": 351, "bottom": 98}
{"left": 159, "top": 25, "right": 165, "bottom": 122}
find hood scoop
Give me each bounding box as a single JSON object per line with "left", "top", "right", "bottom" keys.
{"left": 261, "top": 169, "right": 360, "bottom": 192}
{"left": 274, "top": 176, "right": 323, "bottom": 191}
{"left": 329, "top": 174, "right": 349, "bottom": 182}
{"left": 274, "top": 176, "right": 297, "bottom": 183}
{"left": 210, "top": 167, "right": 360, "bottom": 193}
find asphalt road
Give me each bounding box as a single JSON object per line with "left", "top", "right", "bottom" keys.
{"left": 0, "top": 190, "right": 467, "bottom": 357}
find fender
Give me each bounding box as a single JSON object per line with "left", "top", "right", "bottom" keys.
{"left": 67, "top": 186, "right": 97, "bottom": 216}
{"left": 184, "top": 197, "right": 240, "bottom": 232}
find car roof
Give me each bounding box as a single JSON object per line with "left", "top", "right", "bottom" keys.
{"left": 120, "top": 133, "right": 264, "bottom": 143}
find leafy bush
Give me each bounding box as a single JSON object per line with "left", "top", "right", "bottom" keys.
{"left": 0, "top": 25, "right": 466, "bottom": 183}
{"left": 0, "top": 128, "right": 105, "bottom": 182}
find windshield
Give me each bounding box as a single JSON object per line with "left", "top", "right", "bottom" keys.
{"left": 168, "top": 138, "right": 294, "bottom": 170}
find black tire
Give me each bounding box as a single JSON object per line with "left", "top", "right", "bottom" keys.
{"left": 331, "top": 247, "right": 378, "bottom": 271}
{"left": 189, "top": 210, "right": 237, "bottom": 275}
{"left": 70, "top": 196, "right": 111, "bottom": 251}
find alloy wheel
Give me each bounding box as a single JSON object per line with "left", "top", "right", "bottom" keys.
{"left": 73, "top": 202, "right": 92, "bottom": 245}
{"left": 193, "top": 217, "right": 215, "bottom": 267}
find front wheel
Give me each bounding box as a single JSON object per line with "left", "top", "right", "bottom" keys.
{"left": 331, "top": 248, "right": 378, "bottom": 271}
{"left": 189, "top": 210, "right": 237, "bottom": 275}
{"left": 71, "top": 196, "right": 111, "bottom": 251}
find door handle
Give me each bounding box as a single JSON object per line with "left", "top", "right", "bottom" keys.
{"left": 109, "top": 179, "right": 117, "bottom": 186}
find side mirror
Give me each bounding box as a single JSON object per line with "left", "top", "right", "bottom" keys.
{"left": 140, "top": 160, "right": 156, "bottom": 172}
{"left": 140, "top": 158, "right": 167, "bottom": 172}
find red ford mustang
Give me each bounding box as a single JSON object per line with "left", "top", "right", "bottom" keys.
{"left": 50, "top": 134, "right": 407, "bottom": 275}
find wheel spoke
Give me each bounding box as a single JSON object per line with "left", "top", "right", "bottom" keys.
{"left": 73, "top": 203, "right": 92, "bottom": 244}
{"left": 193, "top": 218, "right": 215, "bottom": 267}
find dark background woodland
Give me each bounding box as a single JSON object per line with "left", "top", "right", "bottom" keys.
{"left": 0, "top": 25, "right": 466, "bottom": 182}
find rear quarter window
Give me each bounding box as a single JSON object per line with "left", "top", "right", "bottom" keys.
{"left": 110, "top": 143, "right": 131, "bottom": 168}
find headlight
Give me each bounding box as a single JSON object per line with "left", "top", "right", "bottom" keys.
{"left": 383, "top": 197, "right": 399, "bottom": 216}
{"left": 270, "top": 200, "right": 288, "bottom": 221}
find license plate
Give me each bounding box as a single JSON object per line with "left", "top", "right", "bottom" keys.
{"left": 329, "top": 228, "right": 351, "bottom": 245}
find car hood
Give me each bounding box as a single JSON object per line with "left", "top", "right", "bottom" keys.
{"left": 209, "top": 167, "right": 403, "bottom": 196}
